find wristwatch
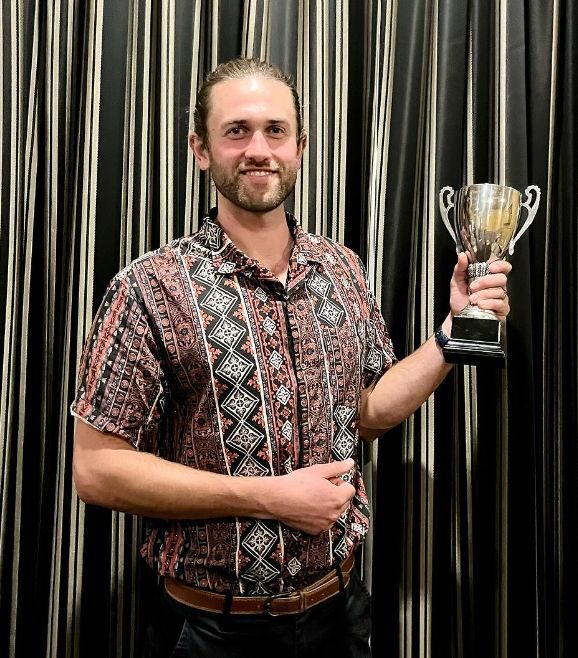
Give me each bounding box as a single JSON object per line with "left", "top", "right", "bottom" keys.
{"left": 434, "top": 325, "right": 450, "bottom": 348}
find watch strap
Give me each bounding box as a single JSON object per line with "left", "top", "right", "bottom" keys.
{"left": 434, "top": 325, "right": 450, "bottom": 348}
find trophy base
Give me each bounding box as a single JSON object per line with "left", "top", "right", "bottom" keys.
{"left": 442, "top": 316, "right": 505, "bottom": 367}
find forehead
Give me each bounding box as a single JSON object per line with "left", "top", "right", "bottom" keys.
{"left": 207, "top": 76, "right": 297, "bottom": 129}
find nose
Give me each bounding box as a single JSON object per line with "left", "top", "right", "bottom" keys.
{"left": 244, "top": 130, "right": 270, "bottom": 161}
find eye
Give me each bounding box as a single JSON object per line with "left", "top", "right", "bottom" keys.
{"left": 226, "top": 126, "right": 246, "bottom": 138}
{"left": 268, "top": 125, "right": 285, "bottom": 136}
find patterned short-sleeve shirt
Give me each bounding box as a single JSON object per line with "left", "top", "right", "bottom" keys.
{"left": 72, "top": 209, "right": 396, "bottom": 594}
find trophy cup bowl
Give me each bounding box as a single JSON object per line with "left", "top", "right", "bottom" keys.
{"left": 439, "top": 183, "right": 541, "bottom": 366}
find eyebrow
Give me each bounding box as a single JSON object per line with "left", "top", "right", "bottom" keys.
{"left": 222, "top": 119, "right": 290, "bottom": 128}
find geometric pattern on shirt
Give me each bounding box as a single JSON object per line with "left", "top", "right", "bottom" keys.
{"left": 262, "top": 316, "right": 277, "bottom": 335}
{"left": 192, "top": 258, "right": 215, "bottom": 283}
{"left": 306, "top": 270, "right": 345, "bottom": 329}
{"left": 319, "top": 298, "right": 344, "bottom": 327}
{"left": 332, "top": 404, "right": 356, "bottom": 461}
{"left": 365, "top": 345, "right": 383, "bottom": 373}
{"left": 254, "top": 286, "right": 268, "bottom": 302}
{"left": 240, "top": 522, "right": 282, "bottom": 594}
{"left": 208, "top": 317, "right": 245, "bottom": 350}
{"left": 332, "top": 526, "right": 353, "bottom": 561}
{"left": 226, "top": 424, "right": 264, "bottom": 454}
{"left": 215, "top": 352, "right": 253, "bottom": 385}
{"left": 330, "top": 404, "right": 357, "bottom": 556}
{"left": 281, "top": 420, "right": 293, "bottom": 440}
{"left": 275, "top": 385, "right": 291, "bottom": 405}
{"left": 302, "top": 265, "right": 356, "bottom": 563}
{"left": 268, "top": 350, "right": 283, "bottom": 370}
{"left": 363, "top": 317, "right": 386, "bottom": 375}
{"left": 287, "top": 556, "right": 302, "bottom": 575}
{"left": 195, "top": 267, "right": 282, "bottom": 592}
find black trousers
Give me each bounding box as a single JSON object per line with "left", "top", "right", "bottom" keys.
{"left": 142, "top": 568, "right": 372, "bottom": 658}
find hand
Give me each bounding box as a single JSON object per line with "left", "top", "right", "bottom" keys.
{"left": 449, "top": 252, "right": 512, "bottom": 321}
{"left": 268, "top": 459, "right": 356, "bottom": 535}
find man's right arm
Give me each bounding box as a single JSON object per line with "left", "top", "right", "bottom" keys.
{"left": 73, "top": 420, "right": 355, "bottom": 536}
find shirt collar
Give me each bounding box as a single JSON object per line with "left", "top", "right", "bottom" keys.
{"left": 197, "top": 207, "right": 324, "bottom": 276}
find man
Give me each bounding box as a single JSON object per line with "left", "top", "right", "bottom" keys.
{"left": 72, "top": 59, "right": 510, "bottom": 657}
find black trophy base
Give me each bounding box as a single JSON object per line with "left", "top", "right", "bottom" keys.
{"left": 442, "top": 315, "right": 505, "bottom": 367}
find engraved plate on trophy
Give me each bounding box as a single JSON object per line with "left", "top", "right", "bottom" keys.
{"left": 438, "top": 183, "right": 541, "bottom": 366}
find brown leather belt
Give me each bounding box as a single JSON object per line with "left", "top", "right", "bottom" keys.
{"left": 164, "top": 552, "right": 355, "bottom": 616}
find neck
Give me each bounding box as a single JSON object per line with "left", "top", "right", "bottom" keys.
{"left": 216, "top": 197, "right": 293, "bottom": 280}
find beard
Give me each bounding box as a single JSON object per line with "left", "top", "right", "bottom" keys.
{"left": 209, "top": 160, "right": 298, "bottom": 213}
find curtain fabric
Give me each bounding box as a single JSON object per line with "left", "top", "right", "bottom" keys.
{"left": 0, "top": 1, "right": 575, "bottom": 657}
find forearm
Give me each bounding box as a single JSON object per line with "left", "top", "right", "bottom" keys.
{"left": 73, "top": 421, "right": 357, "bottom": 535}
{"left": 360, "top": 314, "right": 453, "bottom": 433}
{"left": 73, "top": 422, "right": 272, "bottom": 519}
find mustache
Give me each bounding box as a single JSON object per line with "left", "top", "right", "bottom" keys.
{"left": 239, "top": 158, "right": 281, "bottom": 171}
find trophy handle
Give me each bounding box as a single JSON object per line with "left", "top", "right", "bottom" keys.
{"left": 439, "top": 186, "right": 459, "bottom": 253}
{"left": 508, "top": 185, "right": 541, "bottom": 255}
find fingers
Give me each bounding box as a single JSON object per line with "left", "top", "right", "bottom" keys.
{"left": 453, "top": 253, "right": 470, "bottom": 289}
{"left": 469, "top": 272, "right": 508, "bottom": 291}
{"left": 470, "top": 287, "right": 507, "bottom": 303}
{"left": 336, "top": 482, "right": 356, "bottom": 509}
{"left": 475, "top": 297, "right": 510, "bottom": 319}
{"left": 474, "top": 296, "right": 510, "bottom": 312}
{"left": 326, "top": 476, "right": 356, "bottom": 500}
{"left": 454, "top": 252, "right": 469, "bottom": 275}
{"left": 339, "top": 500, "right": 352, "bottom": 517}
{"left": 467, "top": 261, "right": 510, "bottom": 320}
{"left": 469, "top": 287, "right": 510, "bottom": 320}
{"left": 487, "top": 258, "right": 512, "bottom": 274}
{"left": 310, "top": 458, "right": 355, "bottom": 479}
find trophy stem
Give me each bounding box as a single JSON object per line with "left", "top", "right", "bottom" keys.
{"left": 467, "top": 262, "right": 490, "bottom": 280}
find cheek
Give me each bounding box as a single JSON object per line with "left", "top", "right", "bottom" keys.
{"left": 210, "top": 143, "right": 245, "bottom": 163}
{"left": 275, "top": 145, "right": 302, "bottom": 167}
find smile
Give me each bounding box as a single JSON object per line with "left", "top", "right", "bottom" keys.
{"left": 241, "top": 170, "right": 277, "bottom": 177}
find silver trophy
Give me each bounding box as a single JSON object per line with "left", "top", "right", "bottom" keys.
{"left": 439, "top": 183, "right": 541, "bottom": 366}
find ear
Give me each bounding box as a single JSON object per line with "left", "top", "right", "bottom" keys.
{"left": 296, "top": 133, "right": 307, "bottom": 167}
{"left": 189, "top": 133, "right": 210, "bottom": 171}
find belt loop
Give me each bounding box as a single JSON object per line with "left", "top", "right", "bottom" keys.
{"left": 299, "top": 590, "right": 306, "bottom": 614}
{"left": 223, "top": 590, "right": 233, "bottom": 616}
{"left": 335, "top": 561, "right": 345, "bottom": 594}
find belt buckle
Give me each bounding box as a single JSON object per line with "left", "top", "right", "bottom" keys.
{"left": 263, "top": 589, "right": 298, "bottom": 617}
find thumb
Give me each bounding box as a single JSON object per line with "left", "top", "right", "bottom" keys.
{"left": 310, "top": 458, "right": 355, "bottom": 479}
{"left": 454, "top": 252, "right": 469, "bottom": 275}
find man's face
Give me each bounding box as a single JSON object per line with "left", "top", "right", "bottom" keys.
{"left": 191, "top": 76, "right": 306, "bottom": 213}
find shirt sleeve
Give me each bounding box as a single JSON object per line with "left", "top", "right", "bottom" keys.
{"left": 70, "top": 271, "right": 168, "bottom": 451}
{"left": 356, "top": 257, "right": 397, "bottom": 387}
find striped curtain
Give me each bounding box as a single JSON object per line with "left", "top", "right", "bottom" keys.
{"left": 1, "top": 1, "right": 575, "bottom": 657}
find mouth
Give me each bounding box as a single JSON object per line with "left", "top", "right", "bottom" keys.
{"left": 240, "top": 169, "right": 278, "bottom": 177}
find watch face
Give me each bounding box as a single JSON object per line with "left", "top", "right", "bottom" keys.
{"left": 435, "top": 327, "right": 449, "bottom": 347}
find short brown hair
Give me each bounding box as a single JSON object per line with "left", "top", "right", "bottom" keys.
{"left": 193, "top": 58, "right": 304, "bottom": 148}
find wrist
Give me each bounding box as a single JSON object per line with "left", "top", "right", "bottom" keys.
{"left": 236, "top": 473, "right": 279, "bottom": 520}
{"left": 434, "top": 325, "right": 450, "bottom": 350}
{"left": 441, "top": 312, "right": 452, "bottom": 335}
{"left": 433, "top": 313, "right": 453, "bottom": 360}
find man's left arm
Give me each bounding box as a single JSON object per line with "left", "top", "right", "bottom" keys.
{"left": 358, "top": 253, "right": 511, "bottom": 438}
